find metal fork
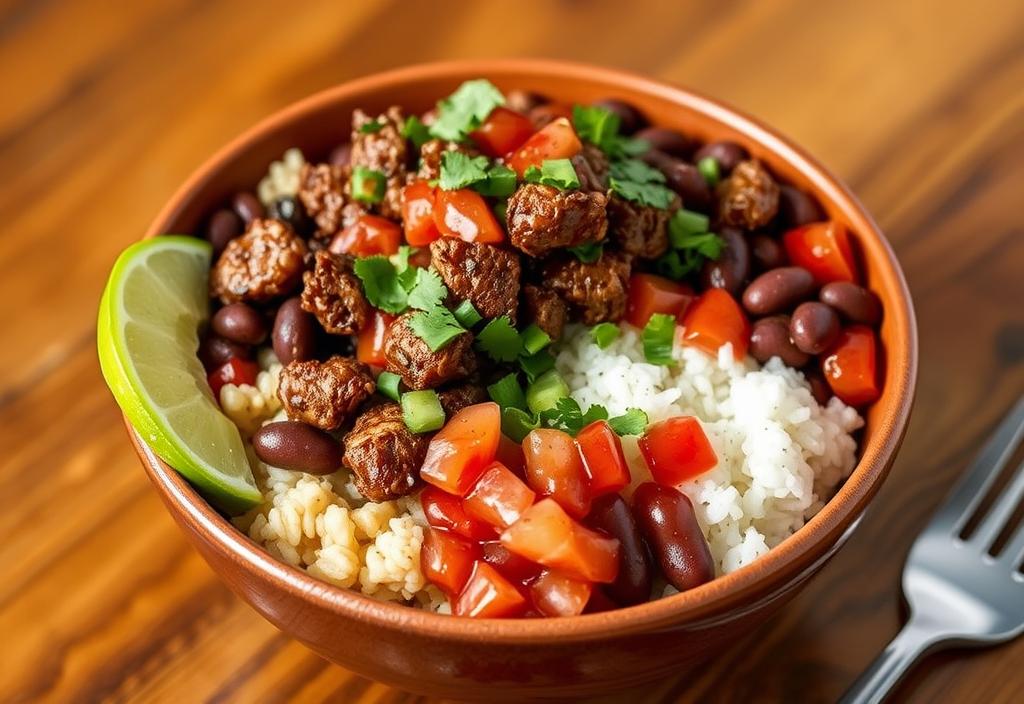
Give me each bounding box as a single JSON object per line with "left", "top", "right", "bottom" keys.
{"left": 841, "top": 396, "right": 1024, "bottom": 704}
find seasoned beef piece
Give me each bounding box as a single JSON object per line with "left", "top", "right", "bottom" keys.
{"left": 606, "top": 193, "right": 679, "bottom": 259}
{"left": 300, "top": 250, "right": 371, "bottom": 335}
{"left": 417, "top": 139, "right": 480, "bottom": 180}
{"left": 210, "top": 218, "right": 307, "bottom": 304}
{"left": 521, "top": 284, "right": 567, "bottom": 339}
{"left": 717, "top": 159, "right": 780, "bottom": 230}
{"left": 571, "top": 143, "right": 610, "bottom": 193}
{"left": 342, "top": 403, "right": 426, "bottom": 501}
{"left": 351, "top": 107, "right": 407, "bottom": 220}
{"left": 384, "top": 312, "right": 476, "bottom": 390}
{"left": 543, "top": 252, "right": 631, "bottom": 324}
{"left": 506, "top": 184, "right": 608, "bottom": 257}
{"left": 277, "top": 356, "right": 375, "bottom": 430}
{"left": 297, "top": 163, "right": 366, "bottom": 244}
{"left": 437, "top": 384, "right": 487, "bottom": 416}
{"left": 429, "top": 238, "right": 521, "bottom": 320}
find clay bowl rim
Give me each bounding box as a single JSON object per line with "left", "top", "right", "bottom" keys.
{"left": 133, "top": 58, "right": 917, "bottom": 644}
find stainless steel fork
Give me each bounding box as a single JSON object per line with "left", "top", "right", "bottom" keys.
{"left": 841, "top": 396, "right": 1024, "bottom": 704}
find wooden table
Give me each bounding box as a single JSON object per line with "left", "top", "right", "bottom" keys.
{"left": 2, "top": 0, "right": 1022, "bottom": 701}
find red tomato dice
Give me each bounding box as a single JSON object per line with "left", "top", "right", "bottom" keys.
{"left": 783, "top": 221, "right": 859, "bottom": 284}
{"left": 523, "top": 428, "right": 591, "bottom": 518}
{"left": 329, "top": 214, "right": 402, "bottom": 257}
{"left": 576, "top": 420, "right": 631, "bottom": 497}
{"left": 481, "top": 541, "right": 542, "bottom": 585}
{"left": 495, "top": 433, "right": 526, "bottom": 477}
{"left": 638, "top": 416, "right": 717, "bottom": 486}
{"left": 681, "top": 288, "right": 751, "bottom": 360}
{"left": 500, "top": 499, "right": 620, "bottom": 583}
{"left": 454, "top": 561, "right": 527, "bottom": 618}
{"left": 420, "top": 485, "right": 496, "bottom": 541}
{"left": 401, "top": 180, "right": 440, "bottom": 246}
{"left": 530, "top": 570, "right": 593, "bottom": 618}
{"left": 506, "top": 118, "right": 583, "bottom": 177}
{"left": 464, "top": 462, "right": 536, "bottom": 529}
{"left": 421, "top": 527, "right": 481, "bottom": 597}
{"left": 355, "top": 310, "right": 394, "bottom": 367}
{"left": 208, "top": 357, "right": 258, "bottom": 397}
{"left": 625, "top": 274, "right": 695, "bottom": 329}
{"left": 821, "top": 325, "right": 881, "bottom": 407}
{"left": 469, "top": 107, "right": 534, "bottom": 157}
{"left": 433, "top": 189, "right": 504, "bottom": 244}
{"left": 421, "top": 403, "right": 502, "bottom": 496}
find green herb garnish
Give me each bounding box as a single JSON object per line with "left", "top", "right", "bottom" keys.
{"left": 519, "top": 349, "right": 556, "bottom": 383}
{"left": 406, "top": 268, "right": 447, "bottom": 311}
{"left": 523, "top": 159, "right": 580, "bottom": 190}
{"left": 401, "top": 390, "right": 446, "bottom": 433}
{"left": 353, "top": 256, "right": 409, "bottom": 314}
{"left": 476, "top": 316, "right": 522, "bottom": 362}
{"left": 453, "top": 299, "right": 482, "bottom": 328}
{"left": 697, "top": 156, "right": 721, "bottom": 186}
{"left": 591, "top": 322, "right": 620, "bottom": 348}
{"left": 377, "top": 371, "right": 402, "bottom": 402}
{"left": 609, "top": 158, "right": 675, "bottom": 209}
{"left": 670, "top": 208, "right": 711, "bottom": 239}
{"left": 502, "top": 407, "right": 539, "bottom": 443}
{"left": 408, "top": 306, "right": 466, "bottom": 351}
{"left": 438, "top": 151, "right": 491, "bottom": 190}
{"left": 525, "top": 370, "right": 570, "bottom": 415}
{"left": 359, "top": 121, "right": 385, "bottom": 134}
{"left": 642, "top": 313, "right": 676, "bottom": 365}
{"left": 402, "top": 116, "right": 432, "bottom": 150}
{"left": 475, "top": 164, "right": 517, "bottom": 197}
{"left": 430, "top": 79, "right": 505, "bottom": 141}
{"left": 351, "top": 166, "right": 386, "bottom": 204}
{"left": 572, "top": 105, "right": 649, "bottom": 159}
{"left": 566, "top": 242, "right": 604, "bottom": 263}
{"left": 607, "top": 408, "right": 649, "bottom": 436}
{"left": 538, "top": 397, "right": 649, "bottom": 436}
{"left": 487, "top": 373, "right": 528, "bottom": 411}
{"left": 520, "top": 324, "right": 551, "bottom": 356}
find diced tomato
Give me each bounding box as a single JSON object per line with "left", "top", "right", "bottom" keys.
{"left": 356, "top": 310, "right": 394, "bottom": 367}
{"left": 454, "top": 561, "right": 527, "bottom": 618}
{"left": 401, "top": 181, "right": 441, "bottom": 246}
{"left": 420, "top": 485, "right": 496, "bottom": 541}
{"left": 530, "top": 570, "right": 593, "bottom": 618}
{"left": 208, "top": 357, "right": 258, "bottom": 397}
{"left": 495, "top": 433, "right": 526, "bottom": 477}
{"left": 638, "top": 416, "right": 717, "bottom": 486}
{"left": 625, "top": 274, "right": 695, "bottom": 329}
{"left": 465, "top": 462, "right": 536, "bottom": 529}
{"left": 433, "top": 189, "right": 504, "bottom": 244}
{"left": 481, "top": 541, "right": 542, "bottom": 585}
{"left": 681, "top": 288, "right": 751, "bottom": 360}
{"left": 576, "top": 420, "right": 631, "bottom": 497}
{"left": 469, "top": 107, "right": 534, "bottom": 158}
{"left": 421, "top": 403, "right": 502, "bottom": 496}
{"left": 783, "top": 221, "right": 859, "bottom": 284}
{"left": 506, "top": 118, "right": 583, "bottom": 177}
{"left": 821, "top": 325, "right": 881, "bottom": 407}
{"left": 421, "top": 527, "right": 481, "bottom": 597}
{"left": 523, "top": 429, "right": 591, "bottom": 518}
{"left": 329, "top": 214, "right": 402, "bottom": 257}
{"left": 500, "top": 499, "right": 620, "bottom": 583}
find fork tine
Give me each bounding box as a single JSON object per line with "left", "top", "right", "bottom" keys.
{"left": 971, "top": 459, "right": 1024, "bottom": 550}
{"left": 931, "top": 397, "right": 1024, "bottom": 536}
{"left": 1003, "top": 521, "right": 1024, "bottom": 571}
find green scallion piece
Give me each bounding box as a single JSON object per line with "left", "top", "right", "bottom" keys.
{"left": 670, "top": 209, "right": 711, "bottom": 243}
{"left": 526, "top": 369, "right": 570, "bottom": 415}
{"left": 453, "top": 299, "right": 482, "bottom": 328}
{"left": 590, "top": 322, "right": 620, "bottom": 349}
{"left": 351, "top": 166, "right": 386, "bottom": 204}
{"left": 400, "top": 390, "right": 446, "bottom": 433}
{"left": 642, "top": 313, "right": 676, "bottom": 366}
{"left": 501, "top": 407, "right": 539, "bottom": 443}
{"left": 377, "top": 371, "right": 402, "bottom": 402}
{"left": 520, "top": 324, "right": 551, "bottom": 356}
{"left": 487, "top": 372, "right": 527, "bottom": 411}
{"left": 697, "top": 156, "right": 720, "bottom": 187}
{"left": 519, "top": 349, "right": 556, "bottom": 383}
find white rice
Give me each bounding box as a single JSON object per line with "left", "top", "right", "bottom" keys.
{"left": 555, "top": 323, "right": 863, "bottom": 576}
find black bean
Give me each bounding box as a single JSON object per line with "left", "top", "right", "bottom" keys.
{"left": 252, "top": 421, "right": 344, "bottom": 475}
{"left": 592, "top": 98, "right": 644, "bottom": 134}
{"left": 778, "top": 185, "right": 824, "bottom": 228}
{"left": 790, "top": 302, "right": 841, "bottom": 354}
{"left": 749, "top": 233, "right": 788, "bottom": 271}
{"left": 232, "top": 191, "right": 265, "bottom": 223}
{"left": 329, "top": 143, "right": 352, "bottom": 168}
{"left": 586, "top": 495, "right": 654, "bottom": 606}
{"left": 634, "top": 127, "right": 694, "bottom": 158}
{"left": 644, "top": 151, "right": 712, "bottom": 211}
{"left": 700, "top": 227, "right": 750, "bottom": 295}
{"left": 269, "top": 196, "right": 311, "bottom": 237}
{"left": 741, "top": 266, "right": 816, "bottom": 315}
{"left": 273, "top": 297, "right": 317, "bottom": 364}
{"left": 211, "top": 302, "right": 268, "bottom": 345}
{"left": 749, "top": 315, "right": 810, "bottom": 367}
{"left": 631, "top": 483, "right": 714, "bottom": 593}
{"left": 205, "top": 209, "right": 243, "bottom": 256}
{"left": 820, "top": 282, "right": 882, "bottom": 325}
{"left": 198, "top": 334, "right": 251, "bottom": 371}
{"left": 693, "top": 141, "right": 748, "bottom": 173}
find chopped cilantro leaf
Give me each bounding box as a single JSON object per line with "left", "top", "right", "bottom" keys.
{"left": 353, "top": 256, "right": 408, "bottom": 314}
{"left": 475, "top": 164, "right": 517, "bottom": 197}
{"left": 523, "top": 159, "right": 580, "bottom": 190}
{"left": 519, "top": 349, "right": 555, "bottom": 383}
{"left": 351, "top": 166, "right": 386, "bottom": 204}
{"left": 408, "top": 306, "right": 466, "bottom": 351}
{"left": 567, "top": 242, "right": 603, "bottom": 263}
{"left": 670, "top": 208, "right": 711, "bottom": 239}
{"left": 672, "top": 231, "right": 725, "bottom": 259}
{"left": 591, "top": 322, "right": 620, "bottom": 348}
{"left": 487, "top": 373, "right": 527, "bottom": 411}
{"left": 609, "top": 158, "right": 675, "bottom": 208}
{"left": 607, "top": 408, "right": 649, "bottom": 436}
{"left": 438, "top": 151, "right": 491, "bottom": 190}
{"left": 402, "top": 116, "right": 432, "bottom": 150}
{"left": 476, "top": 316, "right": 522, "bottom": 362}
{"left": 502, "top": 407, "right": 539, "bottom": 443}
{"left": 642, "top": 313, "right": 676, "bottom": 365}
{"left": 539, "top": 397, "right": 608, "bottom": 436}
{"left": 430, "top": 79, "right": 505, "bottom": 142}
{"left": 406, "top": 268, "right": 447, "bottom": 311}
{"left": 617, "top": 136, "right": 651, "bottom": 156}
{"left": 655, "top": 250, "right": 691, "bottom": 280}
{"left": 452, "top": 299, "right": 482, "bottom": 328}
{"left": 572, "top": 105, "right": 620, "bottom": 152}
{"left": 359, "top": 121, "right": 384, "bottom": 134}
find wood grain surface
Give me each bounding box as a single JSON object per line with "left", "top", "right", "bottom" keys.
{"left": 2, "top": 0, "right": 1022, "bottom": 701}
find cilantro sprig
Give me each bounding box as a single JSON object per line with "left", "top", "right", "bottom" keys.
{"left": 540, "top": 397, "right": 649, "bottom": 437}
{"left": 438, "top": 152, "right": 517, "bottom": 197}
{"left": 523, "top": 159, "right": 580, "bottom": 190}
{"left": 572, "top": 105, "right": 649, "bottom": 159}
{"left": 608, "top": 159, "right": 675, "bottom": 209}
{"left": 655, "top": 209, "right": 726, "bottom": 280}
{"left": 430, "top": 79, "right": 505, "bottom": 142}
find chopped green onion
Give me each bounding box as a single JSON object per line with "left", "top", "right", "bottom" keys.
{"left": 487, "top": 373, "right": 527, "bottom": 411}
{"left": 519, "top": 349, "right": 556, "bottom": 383}
{"left": 359, "top": 121, "right": 384, "bottom": 134}
{"left": 351, "top": 166, "right": 386, "bottom": 204}
{"left": 642, "top": 313, "right": 676, "bottom": 365}
{"left": 501, "top": 407, "right": 539, "bottom": 443}
{"left": 453, "top": 299, "right": 482, "bottom": 328}
{"left": 567, "top": 242, "right": 603, "bottom": 263}
{"left": 526, "top": 369, "right": 570, "bottom": 415}
{"left": 377, "top": 371, "right": 402, "bottom": 402}
{"left": 670, "top": 209, "right": 711, "bottom": 241}
{"left": 591, "top": 322, "right": 619, "bottom": 349}
{"left": 476, "top": 316, "right": 522, "bottom": 362}
{"left": 697, "top": 156, "right": 720, "bottom": 187}
{"left": 401, "top": 390, "right": 446, "bottom": 433}
{"left": 520, "top": 324, "right": 551, "bottom": 355}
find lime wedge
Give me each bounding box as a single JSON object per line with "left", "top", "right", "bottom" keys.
{"left": 98, "top": 236, "right": 261, "bottom": 514}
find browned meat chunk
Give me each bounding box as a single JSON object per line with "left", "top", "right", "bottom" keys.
{"left": 521, "top": 284, "right": 567, "bottom": 339}
{"left": 210, "top": 218, "right": 307, "bottom": 304}
{"left": 437, "top": 384, "right": 487, "bottom": 416}
{"left": 717, "top": 159, "right": 780, "bottom": 230}
{"left": 351, "top": 107, "right": 407, "bottom": 220}
{"left": 384, "top": 312, "right": 476, "bottom": 390}
{"left": 506, "top": 184, "right": 608, "bottom": 257}
{"left": 544, "top": 252, "right": 631, "bottom": 324}
{"left": 429, "top": 238, "right": 521, "bottom": 320}
{"left": 607, "top": 193, "right": 679, "bottom": 259}
{"left": 342, "top": 403, "right": 426, "bottom": 501}
{"left": 571, "top": 143, "right": 610, "bottom": 193}
{"left": 297, "top": 163, "right": 366, "bottom": 244}
{"left": 300, "top": 250, "right": 371, "bottom": 335}
{"left": 277, "top": 356, "right": 375, "bottom": 430}
{"left": 416, "top": 139, "right": 480, "bottom": 180}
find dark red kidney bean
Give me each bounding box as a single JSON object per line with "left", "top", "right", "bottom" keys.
{"left": 198, "top": 334, "right": 251, "bottom": 370}
{"left": 749, "top": 233, "right": 788, "bottom": 271}
{"left": 778, "top": 185, "right": 823, "bottom": 228}
{"left": 329, "top": 142, "right": 352, "bottom": 168}
{"left": 644, "top": 151, "right": 712, "bottom": 210}
{"left": 586, "top": 494, "right": 654, "bottom": 606}
{"left": 819, "top": 282, "right": 882, "bottom": 325}
{"left": 699, "top": 227, "right": 750, "bottom": 295}
{"left": 631, "top": 483, "right": 714, "bottom": 592}
{"left": 584, "top": 588, "right": 620, "bottom": 613}
{"left": 741, "top": 266, "right": 817, "bottom": 315}
{"left": 749, "top": 315, "right": 810, "bottom": 367}
{"left": 693, "top": 141, "right": 748, "bottom": 173}
{"left": 212, "top": 302, "right": 268, "bottom": 345}
{"left": 273, "top": 297, "right": 317, "bottom": 364}
{"left": 634, "top": 127, "right": 693, "bottom": 158}
{"left": 592, "top": 98, "right": 644, "bottom": 134}
{"left": 205, "top": 209, "right": 243, "bottom": 256}
{"left": 232, "top": 191, "right": 265, "bottom": 223}
{"left": 505, "top": 89, "right": 545, "bottom": 114}
{"left": 790, "top": 302, "right": 841, "bottom": 354}
{"left": 805, "top": 368, "right": 833, "bottom": 405}
{"left": 252, "top": 421, "right": 343, "bottom": 474}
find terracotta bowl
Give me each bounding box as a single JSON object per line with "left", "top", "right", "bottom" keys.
{"left": 129, "top": 59, "right": 917, "bottom": 700}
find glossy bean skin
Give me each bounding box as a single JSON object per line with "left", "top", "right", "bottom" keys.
{"left": 634, "top": 127, "right": 693, "bottom": 158}
{"left": 232, "top": 191, "right": 265, "bottom": 224}
{"left": 329, "top": 142, "right": 352, "bottom": 168}
{"left": 205, "top": 208, "right": 243, "bottom": 256}
{"left": 699, "top": 227, "right": 750, "bottom": 295}
{"left": 749, "top": 315, "right": 811, "bottom": 367}
{"left": 198, "top": 334, "right": 251, "bottom": 370}
{"left": 252, "top": 421, "right": 343, "bottom": 475}
{"left": 820, "top": 282, "right": 882, "bottom": 325}
{"left": 741, "top": 266, "right": 816, "bottom": 315}
{"left": 804, "top": 368, "right": 833, "bottom": 405}
{"left": 273, "top": 297, "right": 317, "bottom": 364}
{"left": 212, "top": 302, "right": 268, "bottom": 345}
{"left": 631, "top": 483, "right": 714, "bottom": 592}
{"left": 693, "top": 141, "right": 748, "bottom": 173}
{"left": 270, "top": 196, "right": 311, "bottom": 237}
{"left": 586, "top": 494, "right": 654, "bottom": 606}
{"left": 644, "top": 151, "right": 712, "bottom": 210}
{"left": 778, "top": 185, "right": 823, "bottom": 228}
{"left": 749, "top": 233, "right": 788, "bottom": 271}
{"left": 790, "top": 301, "right": 841, "bottom": 354}
{"left": 592, "top": 98, "right": 644, "bottom": 134}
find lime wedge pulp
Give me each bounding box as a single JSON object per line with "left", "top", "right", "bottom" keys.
{"left": 97, "top": 236, "right": 261, "bottom": 514}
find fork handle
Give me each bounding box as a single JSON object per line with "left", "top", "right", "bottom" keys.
{"left": 839, "top": 620, "right": 946, "bottom": 704}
